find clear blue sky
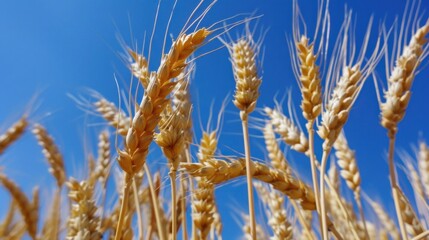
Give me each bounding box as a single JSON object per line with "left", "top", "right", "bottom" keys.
{"left": 1, "top": 0, "right": 429, "bottom": 239}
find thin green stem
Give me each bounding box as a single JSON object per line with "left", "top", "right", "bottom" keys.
{"left": 388, "top": 136, "right": 408, "bottom": 240}
{"left": 240, "top": 111, "right": 256, "bottom": 240}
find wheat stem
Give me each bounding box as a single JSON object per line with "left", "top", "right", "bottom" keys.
{"left": 115, "top": 173, "right": 132, "bottom": 240}
{"left": 319, "top": 148, "right": 330, "bottom": 240}
{"left": 180, "top": 173, "right": 188, "bottom": 240}
{"left": 388, "top": 136, "right": 408, "bottom": 240}
{"left": 132, "top": 178, "right": 144, "bottom": 240}
{"left": 240, "top": 112, "right": 256, "bottom": 240}
{"left": 169, "top": 169, "right": 178, "bottom": 240}
{"left": 145, "top": 164, "right": 167, "bottom": 240}
{"left": 412, "top": 230, "right": 429, "bottom": 240}
{"left": 186, "top": 149, "right": 197, "bottom": 240}
{"left": 306, "top": 121, "right": 323, "bottom": 233}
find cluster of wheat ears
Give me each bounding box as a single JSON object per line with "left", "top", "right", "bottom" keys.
{"left": 1, "top": 0, "right": 429, "bottom": 239}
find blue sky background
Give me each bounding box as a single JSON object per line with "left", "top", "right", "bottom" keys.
{"left": 1, "top": 0, "right": 429, "bottom": 239}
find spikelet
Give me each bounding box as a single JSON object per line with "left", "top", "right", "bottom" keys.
{"left": 32, "top": 124, "right": 66, "bottom": 187}
{"left": 181, "top": 159, "right": 316, "bottom": 210}
{"left": 129, "top": 50, "right": 150, "bottom": 88}
{"left": 254, "top": 182, "right": 293, "bottom": 240}
{"left": 94, "top": 98, "right": 130, "bottom": 136}
{"left": 118, "top": 28, "right": 210, "bottom": 176}
{"left": 0, "top": 175, "right": 38, "bottom": 240}
{"left": 333, "top": 132, "right": 361, "bottom": 196}
{"left": 381, "top": 22, "right": 429, "bottom": 138}
{"left": 263, "top": 123, "right": 290, "bottom": 174}
{"left": 229, "top": 32, "right": 262, "bottom": 114}
{"left": 0, "top": 116, "right": 27, "bottom": 155}
{"left": 265, "top": 107, "right": 309, "bottom": 153}
{"left": 418, "top": 141, "right": 429, "bottom": 200}
{"left": 66, "top": 178, "right": 101, "bottom": 240}
{"left": 296, "top": 36, "right": 322, "bottom": 121}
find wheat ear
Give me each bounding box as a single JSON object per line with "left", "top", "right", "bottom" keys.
{"left": 0, "top": 174, "right": 38, "bottom": 240}
{"left": 129, "top": 49, "right": 150, "bottom": 89}
{"left": 227, "top": 27, "right": 262, "bottom": 240}
{"left": 155, "top": 104, "right": 186, "bottom": 240}
{"left": 380, "top": 20, "right": 429, "bottom": 239}
{"left": 265, "top": 107, "right": 309, "bottom": 154}
{"left": 366, "top": 197, "right": 401, "bottom": 240}
{"left": 115, "top": 28, "right": 210, "bottom": 240}
{"left": 66, "top": 178, "right": 101, "bottom": 240}
{"left": 193, "top": 131, "right": 218, "bottom": 240}
{"left": 333, "top": 131, "right": 368, "bottom": 235}
{"left": 397, "top": 188, "right": 425, "bottom": 238}
{"left": 254, "top": 182, "right": 293, "bottom": 239}
{"left": 0, "top": 200, "right": 16, "bottom": 237}
{"left": 418, "top": 141, "right": 429, "bottom": 201}
{"left": 0, "top": 116, "right": 27, "bottom": 155}
{"left": 94, "top": 98, "right": 130, "bottom": 136}
{"left": 32, "top": 124, "right": 66, "bottom": 187}
{"left": 263, "top": 123, "right": 290, "bottom": 174}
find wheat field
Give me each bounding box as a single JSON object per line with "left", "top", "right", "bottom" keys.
{"left": 1, "top": 0, "right": 429, "bottom": 239}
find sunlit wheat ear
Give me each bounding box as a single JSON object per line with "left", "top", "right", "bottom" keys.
{"left": 263, "top": 123, "right": 291, "bottom": 174}
{"left": 94, "top": 97, "right": 130, "bottom": 136}
{"left": 228, "top": 31, "right": 262, "bottom": 115}
{"left": 128, "top": 49, "right": 150, "bottom": 89}
{"left": 397, "top": 189, "right": 425, "bottom": 237}
{"left": 254, "top": 182, "right": 293, "bottom": 240}
{"left": 418, "top": 141, "right": 429, "bottom": 200}
{"left": 295, "top": 36, "right": 323, "bottom": 121}
{"left": 333, "top": 132, "right": 361, "bottom": 197}
{"left": 403, "top": 159, "right": 426, "bottom": 204}
{"left": 40, "top": 190, "right": 61, "bottom": 240}
{"left": 265, "top": 107, "right": 309, "bottom": 154}
{"left": 366, "top": 197, "right": 401, "bottom": 240}
{"left": 172, "top": 70, "right": 194, "bottom": 145}
{"left": 32, "top": 124, "right": 66, "bottom": 188}
{"left": 380, "top": 21, "right": 429, "bottom": 138}
{"left": 95, "top": 130, "right": 111, "bottom": 186}
{"left": 118, "top": 28, "right": 211, "bottom": 177}
{"left": 192, "top": 131, "right": 219, "bottom": 239}
{"left": 0, "top": 175, "right": 38, "bottom": 240}
{"left": 66, "top": 178, "right": 102, "bottom": 240}
{"left": 155, "top": 103, "right": 186, "bottom": 240}
{"left": 0, "top": 116, "right": 27, "bottom": 155}
{"left": 181, "top": 159, "right": 316, "bottom": 211}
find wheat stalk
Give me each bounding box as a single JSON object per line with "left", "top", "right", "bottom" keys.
{"left": 226, "top": 26, "right": 262, "bottom": 240}
{"left": 380, "top": 19, "right": 429, "bottom": 240}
